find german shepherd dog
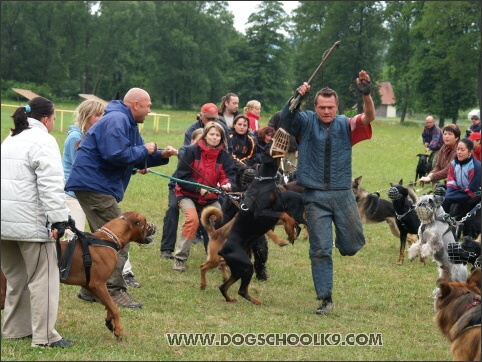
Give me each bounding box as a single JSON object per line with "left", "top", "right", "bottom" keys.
{"left": 387, "top": 179, "right": 422, "bottom": 265}
{"left": 216, "top": 148, "right": 297, "bottom": 305}
{"left": 434, "top": 268, "right": 481, "bottom": 361}
{"left": 351, "top": 176, "right": 400, "bottom": 238}
{"left": 60, "top": 212, "right": 156, "bottom": 341}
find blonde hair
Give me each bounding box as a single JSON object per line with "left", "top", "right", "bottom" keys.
{"left": 243, "top": 100, "right": 261, "bottom": 115}
{"left": 191, "top": 128, "right": 203, "bottom": 142}
{"left": 202, "top": 121, "right": 228, "bottom": 150}
{"left": 73, "top": 99, "right": 105, "bottom": 135}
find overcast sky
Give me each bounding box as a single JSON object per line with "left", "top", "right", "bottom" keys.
{"left": 227, "top": 1, "right": 299, "bottom": 34}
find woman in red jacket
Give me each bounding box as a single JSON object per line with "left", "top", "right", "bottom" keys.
{"left": 172, "top": 122, "right": 235, "bottom": 272}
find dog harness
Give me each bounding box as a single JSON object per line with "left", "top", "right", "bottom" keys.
{"left": 462, "top": 299, "right": 481, "bottom": 332}
{"left": 57, "top": 219, "right": 122, "bottom": 283}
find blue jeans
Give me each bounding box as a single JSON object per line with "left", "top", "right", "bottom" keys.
{"left": 303, "top": 188, "right": 365, "bottom": 300}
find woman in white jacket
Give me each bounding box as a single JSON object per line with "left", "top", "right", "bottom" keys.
{"left": 1, "top": 97, "right": 71, "bottom": 348}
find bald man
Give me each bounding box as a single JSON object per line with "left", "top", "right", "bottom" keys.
{"left": 422, "top": 116, "right": 443, "bottom": 152}
{"left": 66, "top": 88, "right": 177, "bottom": 308}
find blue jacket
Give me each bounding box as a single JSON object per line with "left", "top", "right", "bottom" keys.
{"left": 62, "top": 125, "right": 82, "bottom": 198}
{"left": 65, "top": 100, "right": 169, "bottom": 202}
{"left": 281, "top": 102, "right": 371, "bottom": 190}
{"left": 445, "top": 156, "right": 481, "bottom": 202}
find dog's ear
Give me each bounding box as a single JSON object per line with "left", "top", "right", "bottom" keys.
{"left": 467, "top": 268, "right": 481, "bottom": 287}
{"left": 354, "top": 176, "right": 362, "bottom": 184}
{"left": 436, "top": 278, "right": 451, "bottom": 296}
{"left": 399, "top": 179, "right": 403, "bottom": 185}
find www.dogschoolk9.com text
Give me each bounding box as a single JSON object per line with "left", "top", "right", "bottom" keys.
{"left": 165, "top": 333, "right": 383, "bottom": 347}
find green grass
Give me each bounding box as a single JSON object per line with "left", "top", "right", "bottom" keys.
{"left": 0, "top": 102, "right": 474, "bottom": 361}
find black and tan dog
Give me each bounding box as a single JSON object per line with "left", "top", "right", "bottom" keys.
{"left": 59, "top": 212, "right": 156, "bottom": 341}
{"left": 351, "top": 176, "right": 400, "bottom": 238}
{"left": 217, "top": 147, "right": 297, "bottom": 305}
{"left": 199, "top": 189, "right": 305, "bottom": 290}
{"left": 387, "top": 179, "right": 422, "bottom": 265}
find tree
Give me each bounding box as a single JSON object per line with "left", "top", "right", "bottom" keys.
{"left": 240, "top": 1, "right": 294, "bottom": 113}
{"left": 410, "top": 1, "right": 479, "bottom": 126}
{"left": 293, "top": 1, "right": 387, "bottom": 114}
{"left": 384, "top": 1, "right": 424, "bottom": 123}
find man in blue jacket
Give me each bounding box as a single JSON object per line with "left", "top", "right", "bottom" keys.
{"left": 66, "top": 88, "right": 177, "bottom": 308}
{"left": 281, "top": 70, "right": 375, "bottom": 315}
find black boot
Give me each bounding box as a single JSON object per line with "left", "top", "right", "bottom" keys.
{"left": 253, "top": 235, "right": 269, "bottom": 281}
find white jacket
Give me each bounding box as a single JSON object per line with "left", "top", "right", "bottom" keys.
{"left": 1, "top": 118, "right": 69, "bottom": 242}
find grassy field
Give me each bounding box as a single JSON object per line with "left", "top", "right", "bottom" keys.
{"left": 0, "top": 101, "right": 474, "bottom": 361}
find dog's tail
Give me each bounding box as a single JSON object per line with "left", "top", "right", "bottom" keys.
{"left": 200, "top": 206, "right": 223, "bottom": 234}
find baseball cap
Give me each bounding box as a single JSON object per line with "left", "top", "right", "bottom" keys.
{"left": 469, "top": 132, "right": 481, "bottom": 141}
{"left": 200, "top": 103, "right": 218, "bottom": 118}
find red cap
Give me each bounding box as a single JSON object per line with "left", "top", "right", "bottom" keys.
{"left": 469, "top": 132, "right": 481, "bottom": 141}
{"left": 200, "top": 103, "right": 218, "bottom": 118}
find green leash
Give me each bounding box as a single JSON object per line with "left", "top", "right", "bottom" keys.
{"left": 146, "top": 169, "right": 222, "bottom": 194}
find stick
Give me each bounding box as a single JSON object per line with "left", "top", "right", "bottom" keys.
{"left": 289, "top": 40, "right": 340, "bottom": 112}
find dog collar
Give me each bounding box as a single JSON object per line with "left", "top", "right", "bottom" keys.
{"left": 255, "top": 176, "right": 277, "bottom": 181}
{"left": 98, "top": 226, "right": 122, "bottom": 249}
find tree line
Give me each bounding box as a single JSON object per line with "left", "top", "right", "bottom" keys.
{"left": 1, "top": 1, "right": 480, "bottom": 124}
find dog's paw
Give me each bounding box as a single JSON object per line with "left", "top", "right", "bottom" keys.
{"left": 420, "top": 244, "right": 433, "bottom": 259}
{"left": 407, "top": 243, "right": 421, "bottom": 260}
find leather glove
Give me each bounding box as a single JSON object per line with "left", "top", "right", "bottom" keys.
{"left": 51, "top": 221, "right": 66, "bottom": 239}
{"left": 356, "top": 80, "right": 371, "bottom": 95}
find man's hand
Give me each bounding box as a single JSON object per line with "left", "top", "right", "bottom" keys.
{"left": 136, "top": 168, "right": 150, "bottom": 175}
{"left": 296, "top": 82, "right": 310, "bottom": 97}
{"left": 145, "top": 142, "right": 158, "bottom": 154}
{"left": 356, "top": 70, "right": 371, "bottom": 95}
{"left": 161, "top": 146, "right": 178, "bottom": 158}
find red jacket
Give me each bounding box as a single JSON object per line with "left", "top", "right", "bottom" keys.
{"left": 175, "top": 140, "right": 235, "bottom": 205}
{"left": 473, "top": 145, "right": 481, "bottom": 161}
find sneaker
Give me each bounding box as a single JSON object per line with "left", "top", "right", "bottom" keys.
{"left": 35, "top": 338, "right": 72, "bottom": 348}
{"left": 123, "top": 272, "right": 141, "bottom": 288}
{"left": 77, "top": 289, "right": 100, "bottom": 303}
{"left": 160, "top": 250, "right": 174, "bottom": 259}
{"left": 316, "top": 298, "right": 334, "bottom": 315}
{"left": 109, "top": 289, "right": 142, "bottom": 309}
{"left": 173, "top": 258, "right": 186, "bottom": 272}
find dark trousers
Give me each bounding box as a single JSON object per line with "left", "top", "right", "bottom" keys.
{"left": 160, "top": 186, "right": 209, "bottom": 253}
{"left": 160, "top": 187, "right": 178, "bottom": 252}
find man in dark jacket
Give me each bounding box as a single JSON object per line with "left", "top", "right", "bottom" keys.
{"left": 66, "top": 88, "right": 177, "bottom": 308}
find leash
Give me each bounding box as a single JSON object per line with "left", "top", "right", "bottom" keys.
{"left": 177, "top": 155, "right": 223, "bottom": 193}
{"left": 395, "top": 205, "right": 416, "bottom": 220}
{"left": 145, "top": 169, "right": 223, "bottom": 194}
